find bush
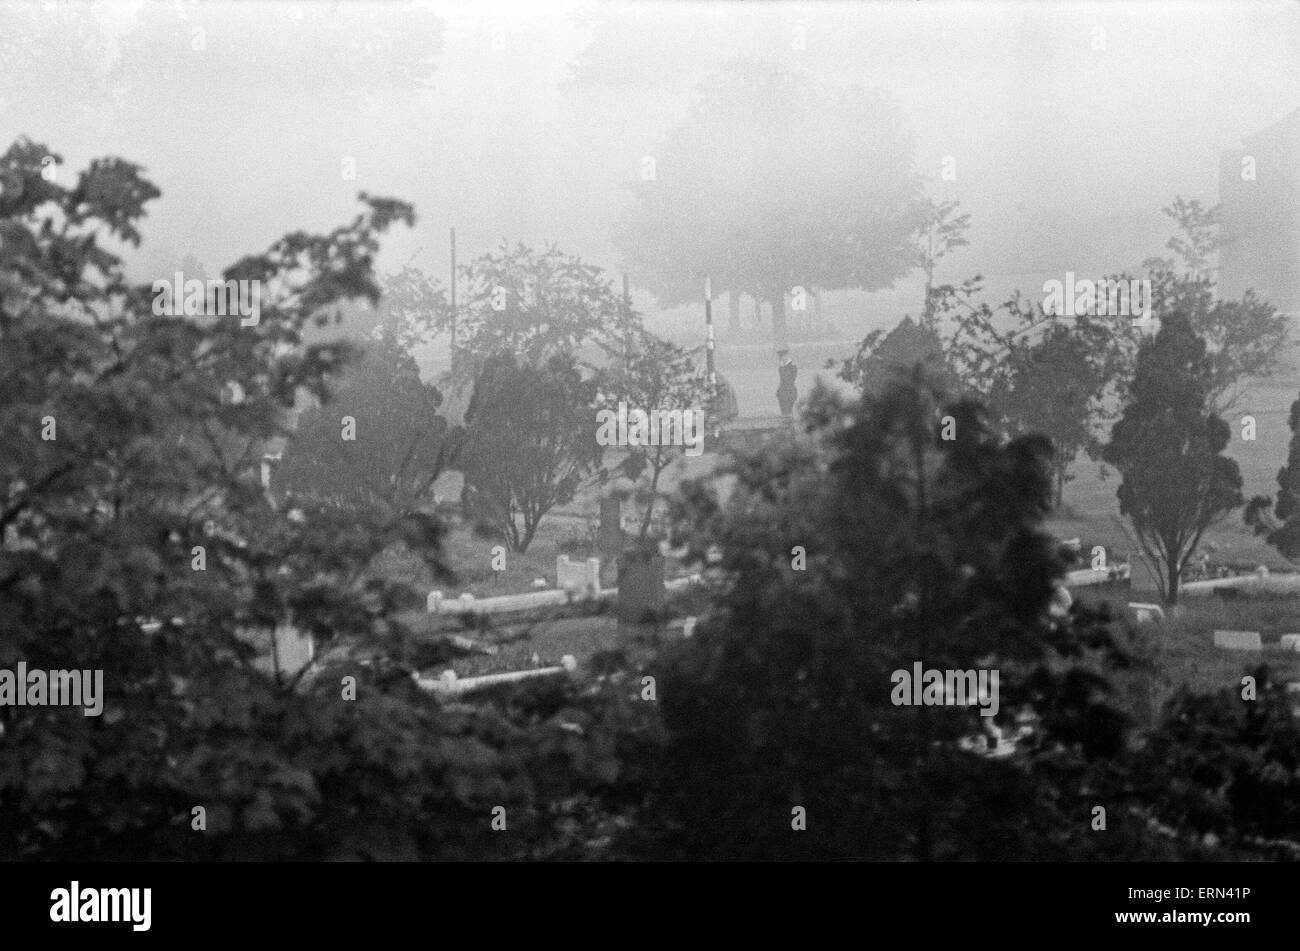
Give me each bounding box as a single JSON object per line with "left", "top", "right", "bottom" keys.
{"left": 635, "top": 370, "right": 1179, "bottom": 859}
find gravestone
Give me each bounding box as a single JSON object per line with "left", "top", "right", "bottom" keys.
{"left": 598, "top": 498, "right": 624, "bottom": 556}
{"left": 1213, "top": 630, "right": 1262, "bottom": 651}
{"left": 557, "top": 555, "right": 601, "bottom": 597}
{"left": 1281, "top": 634, "right": 1300, "bottom": 652}
{"left": 617, "top": 547, "right": 665, "bottom": 625}
{"left": 1126, "top": 602, "right": 1165, "bottom": 624}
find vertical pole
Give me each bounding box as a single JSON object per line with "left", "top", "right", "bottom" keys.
{"left": 449, "top": 227, "right": 457, "bottom": 370}
{"left": 705, "top": 276, "right": 717, "bottom": 441}
{"left": 704, "top": 275, "right": 715, "bottom": 387}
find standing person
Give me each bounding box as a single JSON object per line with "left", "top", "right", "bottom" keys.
{"left": 776, "top": 349, "right": 798, "bottom": 417}
{"left": 713, "top": 370, "right": 739, "bottom": 423}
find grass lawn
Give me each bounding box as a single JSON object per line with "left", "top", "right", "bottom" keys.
{"left": 1070, "top": 587, "right": 1300, "bottom": 727}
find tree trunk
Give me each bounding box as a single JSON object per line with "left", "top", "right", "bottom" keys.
{"left": 771, "top": 294, "right": 788, "bottom": 349}
{"left": 728, "top": 291, "right": 741, "bottom": 332}
{"left": 638, "top": 454, "right": 665, "bottom": 542}
{"left": 912, "top": 431, "right": 935, "bottom": 862}
{"left": 518, "top": 519, "right": 538, "bottom": 553}
{"left": 1165, "top": 559, "right": 1180, "bottom": 605}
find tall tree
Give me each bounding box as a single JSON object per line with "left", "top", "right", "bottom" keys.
{"left": 992, "top": 323, "right": 1113, "bottom": 506}
{"left": 1114, "top": 197, "right": 1289, "bottom": 414}
{"left": 0, "top": 138, "right": 618, "bottom": 860}
{"left": 376, "top": 264, "right": 449, "bottom": 354}
{"left": 915, "top": 199, "right": 970, "bottom": 324}
{"left": 1244, "top": 393, "right": 1300, "bottom": 560}
{"left": 651, "top": 369, "right": 1133, "bottom": 859}
{"left": 604, "top": 330, "right": 716, "bottom": 542}
{"left": 936, "top": 276, "right": 1137, "bottom": 504}
{"left": 458, "top": 352, "right": 604, "bottom": 553}
{"left": 275, "top": 332, "right": 461, "bottom": 515}
{"left": 1102, "top": 314, "right": 1243, "bottom": 604}
{"left": 437, "top": 240, "right": 635, "bottom": 391}
{"left": 614, "top": 59, "right": 925, "bottom": 345}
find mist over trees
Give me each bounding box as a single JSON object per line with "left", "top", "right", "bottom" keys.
{"left": 839, "top": 194, "right": 1288, "bottom": 515}
{"left": 8, "top": 1, "right": 1300, "bottom": 876}
{"left": 439, "top": 241, "right": 635, "bottom": 389}
{"left": 614, "top": 59, "right": 926, "bottom": 346}
{"left": 1143, "top": 198, "right": 1290, "bottom": 415}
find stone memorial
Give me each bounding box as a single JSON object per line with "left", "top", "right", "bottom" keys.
{"left": 598, "top": 497, "right": 624, "bottom": 556}
{"left": 1127, "top": 602, "right": 1165, "bottom": 624}
{"left": 617, "top": 545, "right": 665, "bottom": 625}
{"left": 557, "top": 555, "right": 601, "bottom": 598}
{"left": 1212, "top": 630, "right": 1262, "bottom": 651}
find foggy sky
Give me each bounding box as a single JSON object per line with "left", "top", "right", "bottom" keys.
{"left": 3, "top": 0, "right": 1299, "bottom": 344}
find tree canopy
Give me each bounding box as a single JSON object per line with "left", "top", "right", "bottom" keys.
{"left": 275, "top": 332, "right": 460, "bottom": 515}
{"left": 651, "top": 370, "right": 1134, "bottom": 859}
{"left": 438, "top": 240, "right": 635, "bottom": 391}
{"left": 0, "top": 137, "right": 622, "bottom": 860}
{"left": 459, "top": 352, "right": 604, "bottom": 553}
{"left": 613, "top": 59, "right": 926, "bottom": 343}
{"left": 1102, "top": 313, "right": 1244, "bottom": 604}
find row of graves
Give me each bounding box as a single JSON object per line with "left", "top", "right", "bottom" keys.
{"left": 255, "top": 495, "right": 704, "bottom": 701}
{"left": 1062, "top": 538, "right": 1300, "bottom": 719}
{"left": 415, "top": 494, "right": 706, "bottom": 699}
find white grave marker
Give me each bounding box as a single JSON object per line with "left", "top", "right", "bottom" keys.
{"left": 1213, "top": 630, "right": 1262, "bottom": 651}
{"left": 556, "top": 555, "right": 601, "bottom": 597}
{"left": 1127, "top": 602, "right": 1165, "bottom": 624}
